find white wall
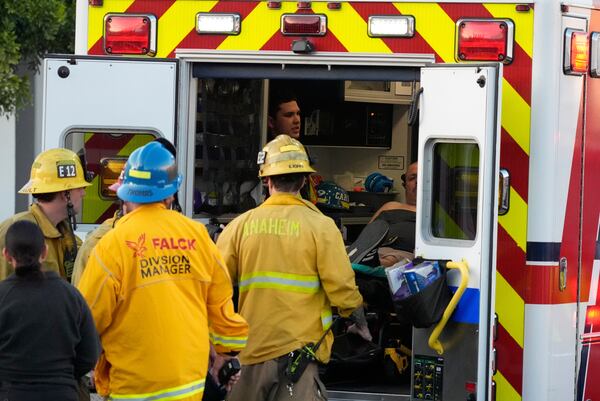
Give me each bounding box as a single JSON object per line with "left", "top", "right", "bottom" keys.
{"left": 307, "top": 104, "right": 413, "bottom": 203}
{"left": 0, "top": 113, "right": 16, "bottom": 219}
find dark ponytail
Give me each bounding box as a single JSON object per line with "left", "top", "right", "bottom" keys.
{"left": 5, "top": 221, "right": 45, "bottom": 279}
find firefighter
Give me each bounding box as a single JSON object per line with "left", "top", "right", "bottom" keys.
{"left": 77, "top": 141, "right": 248, "bottom": 401}
{"left": 217, "top": 135, "right": 371, "bottom": 401}
{"left": 267, "top": 91, "right": 301, "bottom": 140}
{"left": 71, "top": 137, "right": 179, "bottom": 286}
{"left": 0, "top": 148, "right": 91, "bottom": 282}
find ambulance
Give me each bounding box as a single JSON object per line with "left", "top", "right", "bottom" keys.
{"left": 42, "top": 1, "right": 600, "bottom": 400}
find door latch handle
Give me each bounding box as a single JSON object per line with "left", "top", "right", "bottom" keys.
{"left": 559, "top": 257, "right": 567, "bottom": 291}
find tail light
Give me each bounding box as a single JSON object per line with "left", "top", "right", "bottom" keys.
{"left": 564, "top": 29, "right": 589, "bottom": 75}
{"left": 104, "top": 14, "right": 157, "bottom": 56}
{"left": 456, "top": 19, "right": 514, "bottom": 63}
{"left": 281, "top": 14, "right": 326, "bottom": 36}
{"left": 586, "top": 305, "right": 600, "bottom": 326}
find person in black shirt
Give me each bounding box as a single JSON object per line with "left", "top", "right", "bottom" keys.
{"left": 0, "top": 221, "right": 99, "bottom": 401}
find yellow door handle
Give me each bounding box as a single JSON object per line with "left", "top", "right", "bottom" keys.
{"left": 428, "top": 260, "right": 470, "bottom": 355}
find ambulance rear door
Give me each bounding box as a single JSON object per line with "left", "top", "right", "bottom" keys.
{"left": 412, "top": 64, "right": 501, "bottom": 401}
{"left": 42, "top": 56, "right": 178, "bottom": 228}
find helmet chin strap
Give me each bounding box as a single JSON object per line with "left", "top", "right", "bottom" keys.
{"left": 63, "top": 190, "right": 79, "bottom": 282}
{"left": 65, "top": 190, "right": 77, "bottom": 232}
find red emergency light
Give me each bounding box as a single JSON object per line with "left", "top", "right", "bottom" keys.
{"left": 564, "top": 29, "right": 589, "bottom": 75}
{"left": 281, "top": 14, "right": 326, "bottom": 36}
{"left": 587, "top": 305, "right": 600, "bottom": 326}
{"left": 104, "top": 14, "right": 157, "bottom": 56}
{"left": 456, "top": 19, "right": 514, "bottom": 63}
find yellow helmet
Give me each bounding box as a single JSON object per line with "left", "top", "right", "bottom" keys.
{"left": 19, "top": 148, "right": 92, "bottom": 194}
{"left": 258, "top": 135, "right": 316, "bottom": 178}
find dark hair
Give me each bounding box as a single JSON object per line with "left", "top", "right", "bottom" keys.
{"left": 33, "top": 192, "right": 58, "bottom": 202}
{"left": 5, "top": 221, "right": 45, "bottom": 278}
{"left": 268, "top": 91, "right": 298, "bottom": 118}
{"left": 269, "top": 173, "right": 306, "bottom": 193}
{"left": 153, "top": 137, "right": 177, "bottom": 157}
{"left": 151, "top": 138, "right": 182, "bottom": 213}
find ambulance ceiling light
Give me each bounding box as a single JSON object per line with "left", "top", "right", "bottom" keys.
{"left": 564, "top": 29, "right": 589, "bottom": 75}
{"left": 104, "top": 14, "right": 156, "bottom": 56}
{"left": 196, "top": 13, "right": 241, "bottom": 35}
{"left": 456, "top": 19, "right": 514, "bottom": 63}
{"left": 368, "top": 15, "right": 415, "bottom": 38}
{"left": 281, "top": 14, "right": 326, "bottom": 36}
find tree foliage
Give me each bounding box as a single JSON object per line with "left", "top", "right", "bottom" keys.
{"left": 0, "top": 0, "right": 75, "bottom": 116}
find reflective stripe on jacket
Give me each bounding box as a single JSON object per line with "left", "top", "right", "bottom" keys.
{"left": 78, "top": 203, "right": 248, "bottom": 399}
{"left": 217, "top": 193, "right": 362, "bottom": 365}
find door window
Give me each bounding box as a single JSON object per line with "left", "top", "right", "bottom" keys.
{"left": 64, "top": 131, "right": 156, "bottom": 224}
{"left": 430, "top": 142, "right": 480, "bottom": 241}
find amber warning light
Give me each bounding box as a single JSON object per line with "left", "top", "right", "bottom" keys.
{"left": 457, "top": 19, "right": 514, "bottom": 63}
{"left": 104, "top": 14, "right": 157, "bottom": 56}
{"left": 564, "top": 29, "right": 590, "bottom": 75}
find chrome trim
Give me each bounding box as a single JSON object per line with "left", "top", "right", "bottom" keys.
{"left": 498, "top": 168, "right": 509, "bottom": 215}
{"left": 590, "top": 32, "right": 600, "bottom": 77}
{"left": 175, "top": 50, "right": 435, "bottom": 67}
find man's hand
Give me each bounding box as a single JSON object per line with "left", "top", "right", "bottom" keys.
{"left": 347, "top": 323, "right": 373, "bottom": 342}
{"left": 348, "top": 306, "right": 373, "bottom": 342}
{"left": 210, "top": 354, "right": 241, "bottom": 391}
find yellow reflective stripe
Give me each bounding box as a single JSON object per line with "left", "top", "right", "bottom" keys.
{"left": 209, "top": 332, "right": 248, "bottom": 348}
{"left": 495, "top": 271, "right": 524, "bottom": 348}
{"left": 218, "top": 2, "right": 292, "bottom": 50}
{"left": 82, "top": 175, "right": 107, "bottom": 224}
{"left": 501, "top": 80, "right": 531, "bottom": 156}
{"left": 88, "top": 0, "right": 135, "bottom": 51}
{"left": 484, "top": 3, "right": 533, "bottom": 58}
{"left": 393, "top": 2, "right": 455, "bottom": 62}
{"left": 117, "top": 135, "right": 155, "bottom": 157}
{"left": 129, "top": 169, "right": 151, "bottom": 179}
{"left": 312, "top": 2, "right": 390, "bottom": 53}
{"left": 498, "top": 187, "right": 527, "bottom": 253}
{"left": 434, "top": 202, "right": 469, "bottom": 240}
{"left": 494, "top": 370, "right": 522, "bottom": 401}
{"left": 110, "top": 378, "right": 204, "bottom": 401}
{"left": 321, "top": 309, "right": 333, "bottom": 331}
{"left": 239, "top": 271, "right": 320, "bottom": 294}
{"left": 156, "top": 1, "right": 218, "bottom": 58}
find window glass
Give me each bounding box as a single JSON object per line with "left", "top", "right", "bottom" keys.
{"left": 65, "top": 131, "right": 156, "bottom": 224}
{"left": 431, "top": 142, "right": 479, "bottom": 240}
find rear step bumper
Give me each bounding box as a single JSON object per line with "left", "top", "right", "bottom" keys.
{"left": 329, "top": 391, "right": 411, "bottom": 401}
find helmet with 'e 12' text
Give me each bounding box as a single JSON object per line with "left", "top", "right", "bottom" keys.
{"left": 19, "top": 148, "right": 92, "bottom": 194}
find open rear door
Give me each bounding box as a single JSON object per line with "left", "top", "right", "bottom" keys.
{"left": 42, "top": 56, "right": 178, "bottom": 226}
{"left": 412, "top": 64, "right": 501, "bottom": 401}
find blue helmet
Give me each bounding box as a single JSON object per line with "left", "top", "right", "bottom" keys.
{"left": 364, "top": 172, "right": 394, "bottom": 193}
{"left": 117, "top": 142, "right": 182, "bottom": 203}
{"left": 316, "top": 182, "right": 350, "bottom": 211}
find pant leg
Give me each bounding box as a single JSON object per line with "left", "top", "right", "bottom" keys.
{"left": 226, "top": 359, "right": 280, "bottom": 401}
{"left": 270, "top": 362, "right": 327, "bottom": 401}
